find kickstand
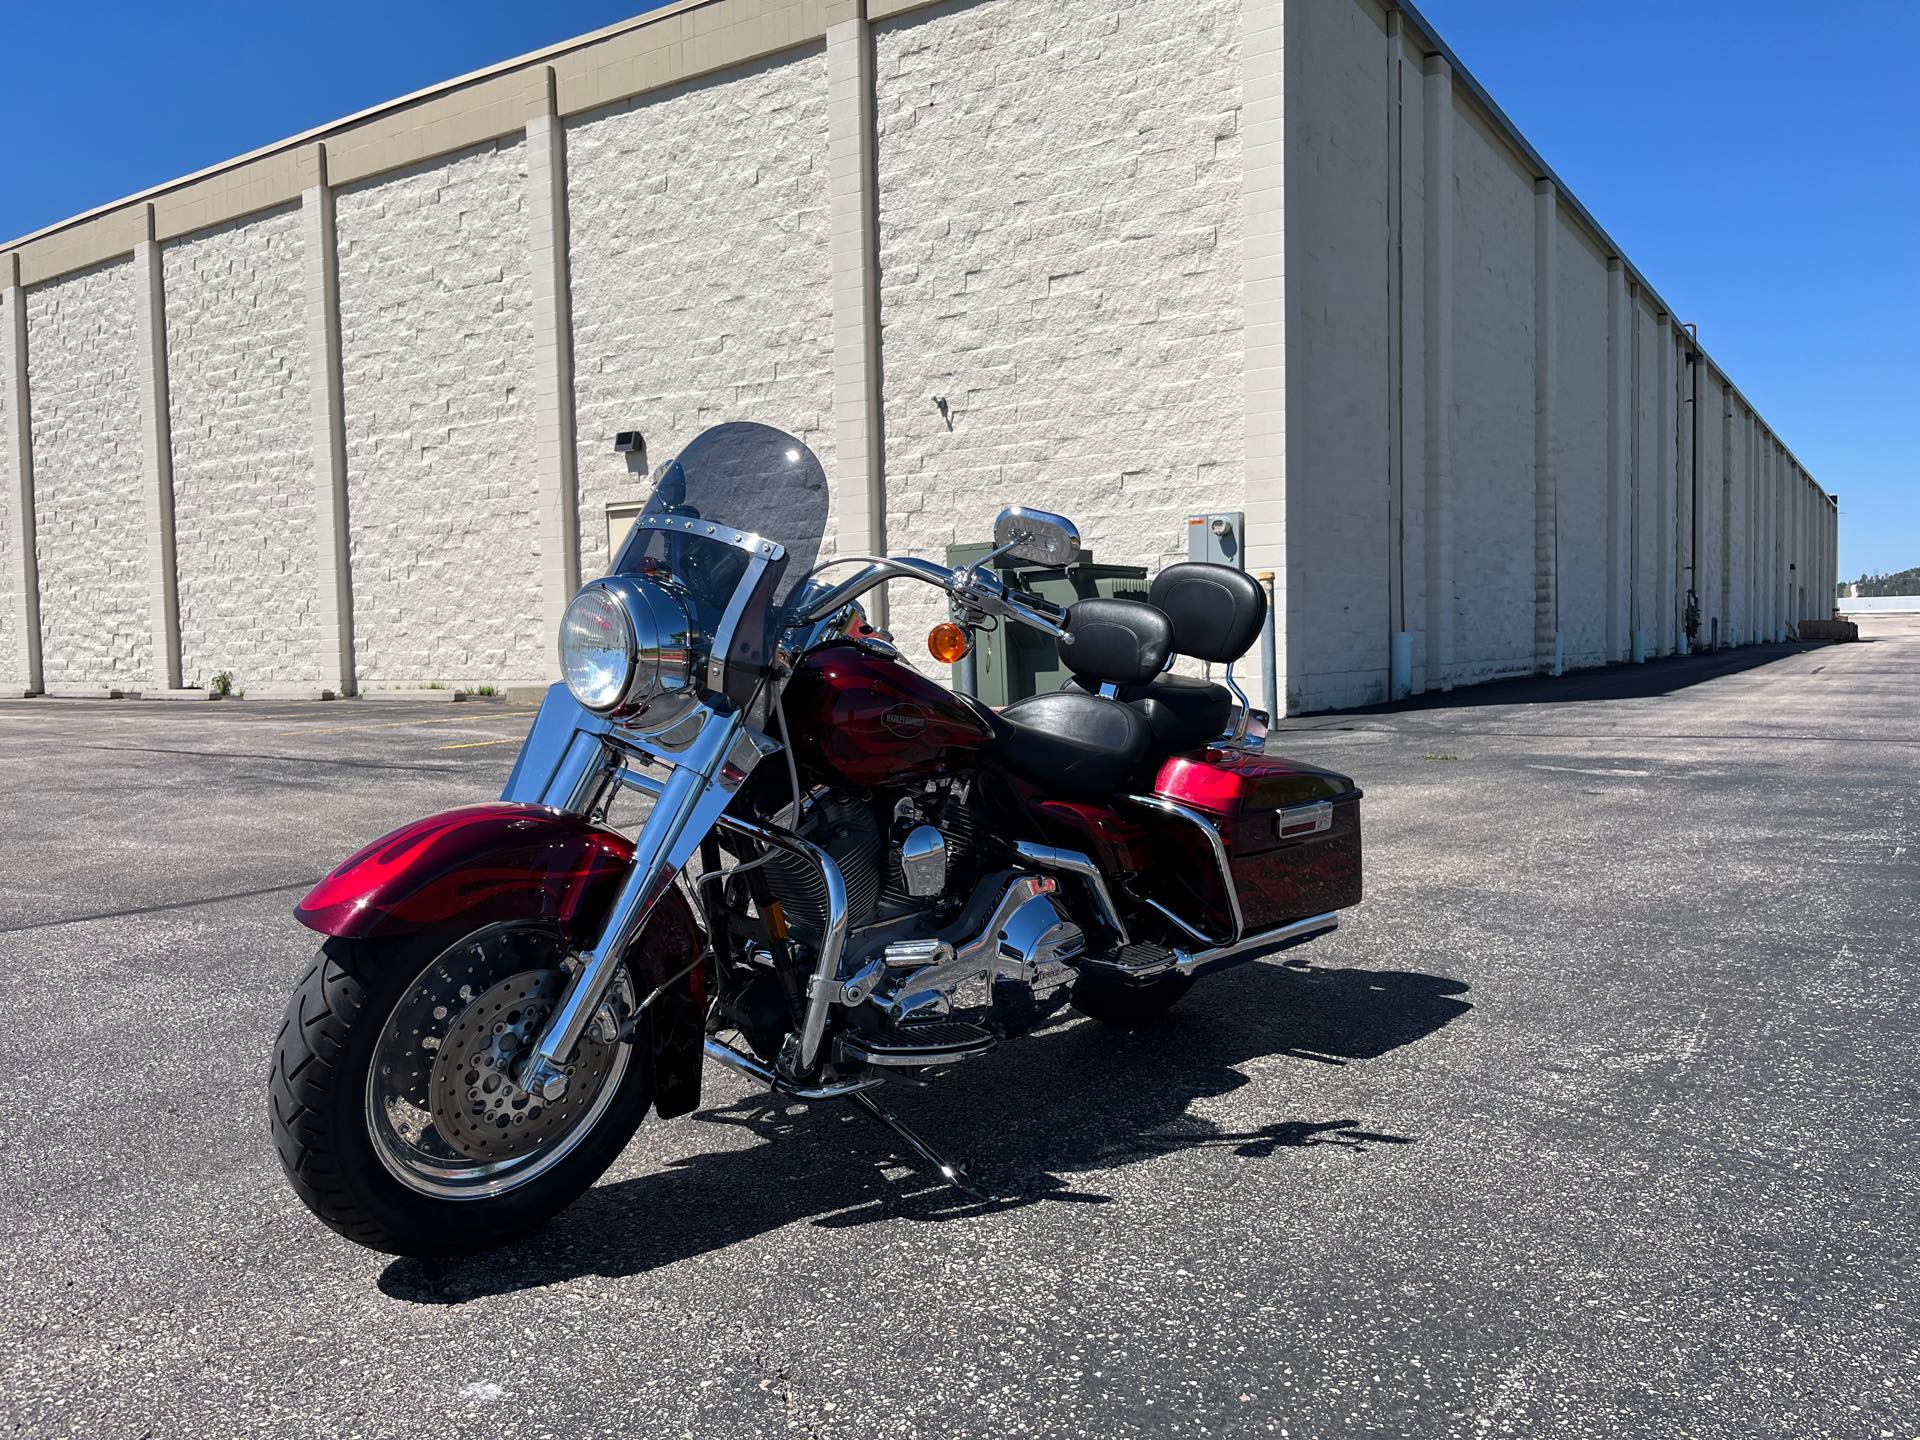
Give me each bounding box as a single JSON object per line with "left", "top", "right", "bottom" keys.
{"left": 846, "top": 1090, "right": 1010, "bottom": 1204}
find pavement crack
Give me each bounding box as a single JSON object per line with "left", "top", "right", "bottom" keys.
{"left": 0, "top": 879, "right": 314, "bottom": 934}
{"left": 78, "top": 743, "right": 464, "bottom": 773}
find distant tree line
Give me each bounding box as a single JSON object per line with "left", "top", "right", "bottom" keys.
{"left": 1852, "top": 567, "right": 1920, "bottom": 597}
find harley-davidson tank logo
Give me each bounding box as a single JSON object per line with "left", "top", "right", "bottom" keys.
{"left": 882, "top": 704, "right": 929, "bottom": 739}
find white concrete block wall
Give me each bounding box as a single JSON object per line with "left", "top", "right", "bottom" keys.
{"left": 334, "top": 139, "right": 547, "bottom": 686}
{"left": 1448, "top": 102, "right": 1536, "bottom": 684}
{"left": 873, "top": 0, "right": 1245, "bottom": 662}
{"left": 566, "top": 48, "right": 835, "bottom": 581}
{"left": 0, "top": 0, "right": 1834, "bottom": 709}
{"left": 1283, "top": 0, "right": 1391, "bottom": 709}
{"left": 25, "top": 260, "right": 150, "bottom": 690}
{"left": 1551, "top": 220, "right": 1609, "bottom": 668}
{"left": 161, "top": 205, "right": 320, "bottom": 688}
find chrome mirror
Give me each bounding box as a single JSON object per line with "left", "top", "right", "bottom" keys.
{"left": 992, "top": 507, "right": 1081, "bottom": 568}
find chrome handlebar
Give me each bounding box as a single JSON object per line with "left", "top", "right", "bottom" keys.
{"left": 948, "top": 564, "right": 1068, "bottom": 638}
{"left": 791, "top": 554, "right": 1068, "bottom": 639}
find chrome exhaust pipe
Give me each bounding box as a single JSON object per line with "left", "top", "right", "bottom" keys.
{"left": 1076, "top": 911, "right": 1339, "bottom": 984}
{"left": 1174, "top": 912, "right": 1339, "bottom": 978}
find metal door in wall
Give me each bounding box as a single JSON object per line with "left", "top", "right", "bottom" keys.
{"left": 606, "top": 500, "right": 646, "bottom": 570}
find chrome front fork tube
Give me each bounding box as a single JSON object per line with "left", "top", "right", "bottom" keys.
{"left": 517, "top": 712, "right": 759, "bottom": 1102}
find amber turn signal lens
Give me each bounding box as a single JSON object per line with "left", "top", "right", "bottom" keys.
{"left": 927, "top": 622, "right": 971, "bottom": 665}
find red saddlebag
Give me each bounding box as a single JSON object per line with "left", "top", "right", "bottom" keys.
{"left": 1148, "top": 748, "right": 1363, "bottom": 936}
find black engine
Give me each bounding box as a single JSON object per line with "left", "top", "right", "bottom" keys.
{"left": 760, "top": 780, "right": 982, "bottom": 940}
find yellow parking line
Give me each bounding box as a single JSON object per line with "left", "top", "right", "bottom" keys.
{"left": 438, "top": 737, "right": 517, "bottom": 750}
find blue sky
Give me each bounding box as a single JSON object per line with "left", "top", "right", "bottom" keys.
{"left": 3, "top": 1, "right": 1911, "bottom": 577}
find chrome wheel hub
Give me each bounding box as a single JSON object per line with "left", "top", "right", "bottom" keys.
{"left": 427, "top": 970, "right": 617, "bottom": 1162}
{"left": 364, "top": 923, "right": 634, "bottom": 1199}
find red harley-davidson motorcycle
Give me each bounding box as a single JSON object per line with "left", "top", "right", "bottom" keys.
{"left": 270, "top": 422, "right": 1363, "bottom": 1254}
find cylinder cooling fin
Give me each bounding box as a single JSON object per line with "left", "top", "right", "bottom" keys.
{"left": 761, "top": 794, "right": 883, "bottom": 937}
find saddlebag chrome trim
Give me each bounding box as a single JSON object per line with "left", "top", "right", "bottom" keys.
{"left": 1121, "top": 792, "right": 1245, "bottom": 947}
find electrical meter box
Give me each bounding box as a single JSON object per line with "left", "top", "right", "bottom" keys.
{"left": 1186, "top": 511, "right": 1245, "bottom": 568}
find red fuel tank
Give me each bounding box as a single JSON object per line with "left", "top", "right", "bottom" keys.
{"left": 782, "top": 641, "right": 991, "bottom": 788}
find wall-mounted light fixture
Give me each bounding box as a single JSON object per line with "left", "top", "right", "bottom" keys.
{"left": 613, "top": 429, "right": 647, "bottom": 478}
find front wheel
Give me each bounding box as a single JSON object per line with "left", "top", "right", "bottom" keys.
{"left": 268, "top": 922, "right": 653, "bottom": 1255}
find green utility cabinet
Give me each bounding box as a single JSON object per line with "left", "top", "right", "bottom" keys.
{"left": 944, "top": 544, "right": 1149, "bottom": 706}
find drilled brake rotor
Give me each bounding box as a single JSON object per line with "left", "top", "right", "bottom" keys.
{"left": 426, "top": 969, "right": 620, "bottom": 1163}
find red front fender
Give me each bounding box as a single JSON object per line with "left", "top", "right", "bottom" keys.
{"left": 296, "top": 802, "right": 706, "bottom": 1118}
{"left": 296, "top": 803, "right": 636, "bottom": 941}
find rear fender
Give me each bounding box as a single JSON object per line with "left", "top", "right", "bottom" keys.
{"left": 295, "top": 802, "right": 706, "bottom": 1118}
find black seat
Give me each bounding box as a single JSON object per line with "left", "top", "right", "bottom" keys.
{"left": 1115, "top": 564, "right": 1268, "bottom": 753}
{"left": 1148, "top": 563, "right": 1267, "bottom": 664}
{"left": 973, "top": 596, "right": 1168, "bottom": 801}
{"left": 1119, "top": 670, "right": 1232, "bottom": 753}
{"left": 979, "top": 690, "right": 1153, "bottom": 801}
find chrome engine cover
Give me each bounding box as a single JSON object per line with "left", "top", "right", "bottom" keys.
{"left": 875, "top": 874, "right": 1085, "bottom": 1023}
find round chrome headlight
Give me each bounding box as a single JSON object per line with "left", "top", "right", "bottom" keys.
{"left": 558, "top": 577, "right": 696, "bottom": 717}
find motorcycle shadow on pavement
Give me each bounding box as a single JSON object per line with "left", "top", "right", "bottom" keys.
{"left": 379, "top": 958, "right": 1470, "bottom": 1304}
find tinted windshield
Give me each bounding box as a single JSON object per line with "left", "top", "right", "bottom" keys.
{"left": 611, "top": 422, "right": 830, "bottom": 704}
{"left": 619, "top": 422, "right": 828, "bottom": 604}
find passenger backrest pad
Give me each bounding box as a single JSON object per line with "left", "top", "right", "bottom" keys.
{"left": 1149, "top": 562, "right": 1267, "bottom": 664}
{"left": 1058, "top": 597, "right": 1173, "bottom": 686}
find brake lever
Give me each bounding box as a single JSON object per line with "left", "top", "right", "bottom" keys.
{"left": 949, "top": 566, "right": 1067, "bottom": 638}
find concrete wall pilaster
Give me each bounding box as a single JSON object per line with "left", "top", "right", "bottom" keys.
{"left": 2, "top": 255, "right": 41, "bottom": 693}
{"left": 133, "top": 223, "right": 182, "bottom": 691}
{"left": 1420, "top": 54, "right": 1454, "bottom": 690}
{"left": 1604, "top": 258, "right": 1629, "bottom": 662}
{"left": 526, "top": 76, "right": 580, "bottom": 678}
{"left": 301, "top": 152, "right": 355, "bottom": 697}
{"left": 826, "top": 14, "right": 887, "bottom": 626}
{"left": 1653, "top": 313, "right": 1674, "bottom": 654}
{"left": 1243, "top": 0, "right": 1287, "bottom": 706}
{"left": 1772, "top": 436, "right": 1786, "bottom": 638}
{"left": 1532, "top": 178, "right": 1558, "bottom": 672}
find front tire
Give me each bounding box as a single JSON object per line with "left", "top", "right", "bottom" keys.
{"left": 268, "top": 924, "right": 654, "bottom": 1256}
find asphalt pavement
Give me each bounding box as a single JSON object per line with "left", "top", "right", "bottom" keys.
{"left": 2, "top": 619, "right": 1914, "bottom": 1439}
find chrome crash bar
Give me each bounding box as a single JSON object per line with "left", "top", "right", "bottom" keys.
{"left": 590, "top": 756, "right": 855, "bottom": 1080}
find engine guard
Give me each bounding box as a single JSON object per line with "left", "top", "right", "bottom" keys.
{"left": 296, "top": 802, "right": 707, "bottom": 1118}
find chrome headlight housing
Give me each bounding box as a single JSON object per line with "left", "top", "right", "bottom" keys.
{"left": 558, "top": 577, "right": 697, "bottom": 718}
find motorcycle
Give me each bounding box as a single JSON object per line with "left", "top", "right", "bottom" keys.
{"left": 269, "top": 422, "right": 1363, "bottom": 1255}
